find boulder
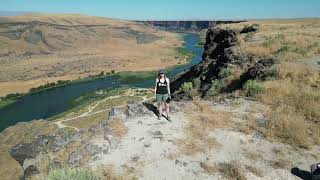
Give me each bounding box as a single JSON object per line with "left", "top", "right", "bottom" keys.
{"left": 51, "top": 131, "right": 83, "bottom": 152}
{"left": 109, "top": 107, "right": 127, "bottom": 120}
{"left": 68, "top": 150, "right": 83, "bottom": 165}
{"left": 9, "top": 143, "right": 39, "bottom": 166}
{"left": 84, "top": 143, "right": 103, "bottom": 156}
{"left": 127, "top": 102, "right": 152, "bottom": 117}
{"left": 24, "top": 165, "right": 40, "bottom": 178}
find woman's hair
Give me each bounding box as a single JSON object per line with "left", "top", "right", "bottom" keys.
{"left": 158, "top": 72, "right": 165, "bottom": 80}
{"left": 158, "top": 70, "right": 166, "bottom": 80}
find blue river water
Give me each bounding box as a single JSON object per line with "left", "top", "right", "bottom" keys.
{"left": 0, "top": 33, "right": 203, "bottom": 131}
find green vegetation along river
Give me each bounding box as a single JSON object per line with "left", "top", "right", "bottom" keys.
{"left": 0, "top": 33, "right": 203, "bottom": 132}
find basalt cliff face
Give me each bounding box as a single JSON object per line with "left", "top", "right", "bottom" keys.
{"left": 137, "top": 20, "right": 243, "bottom": 30}
{"left": 171, "top": 27, "right": 277, "bottom": 98}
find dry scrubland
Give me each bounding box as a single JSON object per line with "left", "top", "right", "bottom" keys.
{"left": 0, "top": 88, "right": 153, "bottom": 180}
{"left": 0, "top": 14, "right": 184, "bottom": 96}
{"left": 218, "top": 19, "right": 320, "bottom": 149}
{"left": 0, "top": 19, "right": 319, "bottom": 180}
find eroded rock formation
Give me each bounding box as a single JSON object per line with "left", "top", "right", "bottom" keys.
{"left": 171, "top": 27, "right": 277, "bottom": 99}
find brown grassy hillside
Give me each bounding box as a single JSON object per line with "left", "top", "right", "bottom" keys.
{"left": 218, "top": 19, "right": 320, "bottom": 148}
{"left": 0, "top": 14, "right": 183, "bottom": 96}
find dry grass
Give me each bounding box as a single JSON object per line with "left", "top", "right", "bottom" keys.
{"left": 200, "top": 162, "right": 216, "bottom": 175}
{"left": 270, "top": 158, "right": 293, "bottom": 170}
{"left": 243, "top": 149, "right": 264, "bottom": 161}
{"left": 64, "top": 112, "right": 105, "bottom": 130}
{"left": 238, "top": 114, "right": 259, "bottom": 135}
{"left": 0, "top": 144, "right": 23, "bottom": 180}
{"left": 110, "top": 118, "right": 128, "bottom": 139}
{"left": 93, "top": 96, "right": 143, "bottom": 112}
{"left": 217, "top": 161, "right": 246, "bottom": 180}
{"left": 272, "top": 147, "right": 287, "bottom": 157}
{"left": 95, "top": 165, "right": 139, "bottom": 180}
{"left": 220, "top": 20, "right": 320, "bottom": 149}
{"left": 219, "top": 19, "right": 320, "bottom": 62}
{"left": 245, "top": 165, "right": 263, "bottom": 177}
{"left": 201, "top": 161, "right": 249, "bottom": 179}
{"left": 266, "top": 107, "right": 312, "bottom": 148}
{"left": 257, "top": 63, "right": 320, "bottom": 148}
{"left": 176, "top": 99, "right": 232, "bottom": 156}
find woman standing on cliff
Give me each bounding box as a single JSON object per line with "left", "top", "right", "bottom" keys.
{"left": 154, "top": 69, "right": 171, "bottom": 121}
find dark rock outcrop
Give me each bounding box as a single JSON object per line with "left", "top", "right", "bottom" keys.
{"left": 9, "top": 130, "right": 84, "bottom": 178}
{"left": 10, "top": 143, "right": 39, "bottom": 166}
{"left": 246, "top": 58, "right": 277, "bottom": 80}
{"left": 240, "top": 24, "right": 259, "bottom": 34}
{"left": 171, "top": 27, "right": 276, "bottom": 99}
{"left": 171, "top": 27, "right": 241, "bottom": 97}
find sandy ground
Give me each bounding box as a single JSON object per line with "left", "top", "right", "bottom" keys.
{"left": 88, "top": 99, "right": 320, "bottom": 180}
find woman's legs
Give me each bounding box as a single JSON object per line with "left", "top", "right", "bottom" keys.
{"left": 165, "top": 102, "right": 170, "bottom": 121}
{"left": 158, "top": 101, "right": 163, "bottom": 119}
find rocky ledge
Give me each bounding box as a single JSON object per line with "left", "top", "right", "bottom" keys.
{"left": 171, "top": 27, "right": 277, "bottom": 99}
{"left": 8, "top": 101, "right": 181, "bottom": 179}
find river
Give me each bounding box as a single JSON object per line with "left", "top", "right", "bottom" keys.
{"left": 0, "top": 33, "right": 203, "bottom": 131}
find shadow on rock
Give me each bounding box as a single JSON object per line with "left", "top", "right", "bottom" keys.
{"left": 142, "top": 102, "right": 159, "bottom": 116}
{"left": 291, "top": 167, "right": 312, "bottom": 180}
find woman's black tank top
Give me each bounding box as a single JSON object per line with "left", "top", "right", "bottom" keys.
{"left": 156, "top": 78, "right": 168, "bottom": 94}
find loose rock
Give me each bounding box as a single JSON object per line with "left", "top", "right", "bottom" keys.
{"left": 68, "top": 150, "right": 83, "bottom": 165}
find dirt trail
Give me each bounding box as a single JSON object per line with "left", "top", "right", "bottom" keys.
{"left": 53, "top": 91, "right": 154, "bottom": 131}
{"left": 88, "top": 98, "right": 319, "bottom": 180}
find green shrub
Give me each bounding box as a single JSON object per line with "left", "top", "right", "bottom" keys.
{"left": 179, "top": 82, "right": 193, "bottom": 93}
{"left": 218, "top": 68, "right": 232, "bottom": 78}
{"left": 243, "top": 80, "right": 265, "bottom": 97}
{"left": 174, "top": 47, "right": 194, "bottom": 62}
{"left": 192, "top": 78, "right": 202, "bottom": 90}
{"left": 47, "top": 168, "right": 99, "bottom": 180}
{"left": 178, "top": 81, "right": 199, "bottom": 99}
{"left": 206, "top": 79, "right": 226, "bottom": 97}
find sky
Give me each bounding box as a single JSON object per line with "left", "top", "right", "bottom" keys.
{"left": 1, "top": 0, "right": 320, "bottom": 20}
